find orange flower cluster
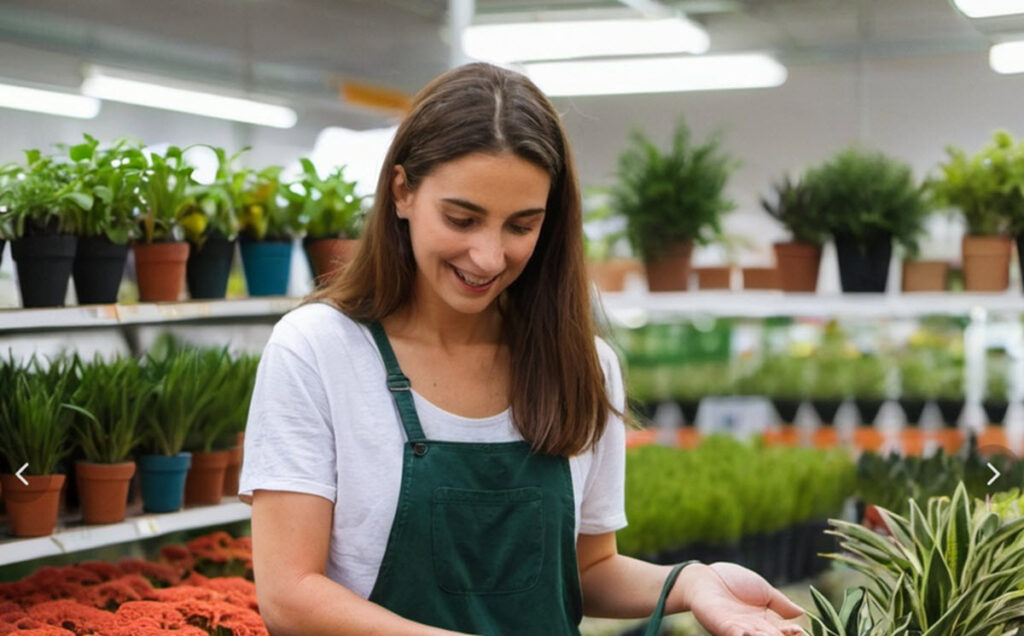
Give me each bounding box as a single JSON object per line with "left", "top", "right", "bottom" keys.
{"left": 0, "top": 532, "right": 265, "bottom": 635}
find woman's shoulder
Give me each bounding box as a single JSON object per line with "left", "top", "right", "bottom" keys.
{"left": 268, "top": 301, "right": 369, "bottom": 356}
{"left": 593, "top": 336, "right": 622, "bottom": 372}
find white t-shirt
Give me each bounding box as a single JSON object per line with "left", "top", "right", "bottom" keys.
{"left": 238, "top": 302, "right": 628, "bottom": 599}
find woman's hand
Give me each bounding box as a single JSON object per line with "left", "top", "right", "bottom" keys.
{"left": 678, "top": 562, "right": 805, "bottom": 636}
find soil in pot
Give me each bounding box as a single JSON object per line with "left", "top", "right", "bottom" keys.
{"left": 0, "top": 474, "right": 66, "bottom": 537}
{"left": 184, "top": 449, "right": 231, "bottom": 506}
{"left": 834, "top": 234, "right": 891, "bottom": 293}
{"left": 133, "top": 242, "right": 190, "bottom": 302}
{"left": 11, "top": 234, "right": 78, "bottom": 307}
{"left": 902, "top": 260, "right": 948, "bottom": 292}
{"left": 76, "top": 461, "right": 136, "bottom": 524}
{"left": 773, "top": 242, "right": 821, "bottom": 292}
{"left": 73, "top": 237, "right": 128, "bottom": 304}
{"left": 186, "top": 237, "right": 236, "bottom": 300}
{"left": 962, "top": 235, "right": 1011, "bottom": 292}
{"left": 644, "top": 242, "right": 693, "bottom": 292}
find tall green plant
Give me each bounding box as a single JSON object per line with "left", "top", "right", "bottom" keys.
{"left": 71, "top": 355, "right": 151, "bottom": 464}
{"left": 142, "top": 349, "right": 217, "bottom": 456}
{"left": 0, "top": 366, "right": 75, "bottom": 475}
{"left": 805, "top": 147, "right": 930, "bottom": 255}
{"left": 63, "top": 134, "right": 147, "bottom": 243}
{"left": 761, "top": 175, "right": 827, "bottom": 245}
{"left": 138, "top": 146, "right": 195, "bottom": 243}
{"left": 612, "top": 119, "right": 736, "bottom": 260}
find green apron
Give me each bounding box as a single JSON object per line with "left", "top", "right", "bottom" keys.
{"left": 366, "top": 321, "right": 688, "bottom": 635}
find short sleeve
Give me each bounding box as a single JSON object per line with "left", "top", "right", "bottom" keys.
{"left": 578, "top": 338, "right": 628, "bottom": 534}
{"left": 238, "top": 327, "right": 338, "bottom": 505}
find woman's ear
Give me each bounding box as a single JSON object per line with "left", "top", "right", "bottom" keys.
{"left": 392, "top": 165, "right": 412, "bottom": 217}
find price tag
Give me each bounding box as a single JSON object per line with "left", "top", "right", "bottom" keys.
{"left": 135, "top": 518, "right": 160, "bottom": 536}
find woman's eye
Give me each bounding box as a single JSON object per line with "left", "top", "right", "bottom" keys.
{"left": 509, "top": 224, "right": 534, "bottom": 235}
{"left": 445, "top": 216, "right": 473, "bottom": 229}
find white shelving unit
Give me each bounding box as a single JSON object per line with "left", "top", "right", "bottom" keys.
{"left": 0, "top": 500, "right": 251, "bottom": 566}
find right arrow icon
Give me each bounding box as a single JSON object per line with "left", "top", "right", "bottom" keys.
{"left": 987, "top": 462, "right": 1001, "bottom": 487}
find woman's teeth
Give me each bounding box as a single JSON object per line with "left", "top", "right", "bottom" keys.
{"left": 453, "top": 267, "right": 494, "bottom": 286}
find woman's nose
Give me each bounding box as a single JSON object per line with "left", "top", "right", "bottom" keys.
{"left": 469, "top": 230, "right": 505, "bottom": 275}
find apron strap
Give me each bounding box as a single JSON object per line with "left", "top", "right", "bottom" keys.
{"left": 368, "top": 321, "right": 427, "bottom": 442}
{"left": 643, "top": 561, "right": 698, "bottom": 636}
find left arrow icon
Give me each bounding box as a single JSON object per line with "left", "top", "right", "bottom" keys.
{"left": 15, "top": 463, "right": 28, "bottom": 485}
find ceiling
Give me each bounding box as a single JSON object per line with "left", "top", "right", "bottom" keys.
{"left": 0, "top": 0, "right": 1018, "bottom": 119}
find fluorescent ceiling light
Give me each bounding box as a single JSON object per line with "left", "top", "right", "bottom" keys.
{"left": 954, "top": 0, "right": 1024, "bottom": 18}
{"left": 81, "top": 67, "right": 297, "bottom": 128}
{"left": 524, "top": 54, "right": 787, "bottom": 96}
{"left": 990, "top": 41, "right": 1024, "bottom": 73}
{"left": 463, "top": 17, "right": 709, "bottom": 63}
{"left": 0, "top": 83, "right": 99, "bottom": 119}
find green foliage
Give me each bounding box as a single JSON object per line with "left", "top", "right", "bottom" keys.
{"left": 0, "top": 148, "right": 93, "bottom": 238}
{"left": 141, "top": 349, "right": 218, "bottom": 456}
{"left": 898, "top": 352, "right": 943, "bottom": 399}
{"left": 808, "top": 586, "right": 907, "bottom": 636}
{"left": 184, "top": 348, "right": 254, "bottom": 452}
{"left": 0, "top": 356, "right": 76, "bottom": 475}
{"left": 70, "top": 355, "right": 151, "bottom": 463}
{"left": 761, "top": 174, "right": 827, "bottom": 245}
{"left": 239, "top": 166, "right": 302, "bottom": 241}
{"left": 182, "top": 146, "right": 248, "bottom": 248}
{"left": 611, "top": 119, "right": 736, "bottom": 260}
{"left": 985, "top": 352, "right": 1009, "bottom": 401}
{"left": 64, "top": 134, "right": 147, "bottom": 244}
{"left": 824, "top": 482, "right": 1024, "bottom": 634}
{"left": 617, "top": 436, "right": 855, "bottom": 556}
{"left": 804, "top": 147, "right": 931, "bottom": 255}
{"left": 928, "top": 130, "right": 1024, "bottom": 235}
{"left": 137, "top": 146, "right": 195, "bottom": 243}
{"left": 290, "top": 159, "right": 365, "bottom": 239}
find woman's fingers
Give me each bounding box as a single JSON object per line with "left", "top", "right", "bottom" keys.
{"left": 766, "top": 587, "right": 805, "bottom": 619}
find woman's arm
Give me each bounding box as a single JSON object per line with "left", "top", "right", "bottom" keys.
{"left": 252, "top": 490, "right": 471, "bottom": 636}
{"left": 577, "top": 532, "right": 805, "bottom": 635}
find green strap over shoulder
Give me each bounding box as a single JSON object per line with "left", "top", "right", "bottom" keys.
{"left": 644, "top": 561, "right": 699, "bottom": 636}
{"left": 368, "top": 321, "right": 427, "bottom": 442}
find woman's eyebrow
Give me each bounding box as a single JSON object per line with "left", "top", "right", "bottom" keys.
{"left": 441, "top": 197, "right": 545, "bottom": 217}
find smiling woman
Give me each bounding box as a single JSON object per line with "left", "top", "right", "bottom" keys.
{"left": 238, "top": 62, "right": 805, "bottom": 636}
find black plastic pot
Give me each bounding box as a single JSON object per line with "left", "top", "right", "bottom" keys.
{"left": 835, "top": 233, "right": 892, "bottom": 293}
{"left": 855, "top": 398, "right": 885, "bottom": 426}
{"left": 899, "top": 397, "right": 927, "bottom": 425}
{"left": 982, "top": 399, "right": 1009, "bottom": 426}
{"left": 187, "top": 237, "right": 236, "bottom": 299}
{"left": 772, "top": 398, "right": 801, "bottom": 424}
{"left": 811, "top": 399, "right": 842, "bottom": 426}
{"left": 935, "top": 398, "right": 964, "bottom": 428}
{"left": 73, "top": 236, "right": 128, "bottom": 304}
{"left": 790, "top": 521, "right": 813, "bottom": 582}
{"left": 677, "top": 399, "right": 700, "bottom": 425}
{"left": 808, "top": 519, "right": 835, "bottom": 576}
{"left": 770, "top": 527, "right": 794, "bottom": 585}
{"left": 11, "top": 234, "right": 78, "bottom": 307}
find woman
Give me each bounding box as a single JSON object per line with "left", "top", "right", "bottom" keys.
{"left": 239, "top": 62, "right": 805, "bottom": 636}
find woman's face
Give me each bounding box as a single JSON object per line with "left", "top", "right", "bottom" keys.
{"left": 393, "top": 151, "right": 550, "bottom": 316}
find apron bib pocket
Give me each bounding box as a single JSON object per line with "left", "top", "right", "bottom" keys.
{"left": 432, "top": 486, "right": 544, "bottom": 595}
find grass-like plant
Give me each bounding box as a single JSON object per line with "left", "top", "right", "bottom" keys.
{"left": 761, "top": 174, "right": 827, "bottom": 245}
{"left": 822, "top": 482, "right": 1024, "bottom": 634}
{"left": 141, "top": 349, "right": 217, "bottom": 456}
{"left": 70, "top": 355, "right": 152, "bottom": 464}
{"left": 0, "top": 361, "right": 75, "bottom": 476}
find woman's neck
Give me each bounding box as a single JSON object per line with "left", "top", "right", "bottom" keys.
{"left": 386, "top": 294, "right": 503, "bottom": 351}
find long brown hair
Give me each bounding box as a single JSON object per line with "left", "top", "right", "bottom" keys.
{"left": 309, "top": 62, "right": 615, "bottom": 456}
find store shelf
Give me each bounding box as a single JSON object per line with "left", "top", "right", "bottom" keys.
{"left": 597, "top": 290, "right": 1024, "bottom": 321}
{"left": 0, "top": 297, "right": 301, "bottom": 333}
{"left": 0, "top": 500, "right": 251, "bottom": 566}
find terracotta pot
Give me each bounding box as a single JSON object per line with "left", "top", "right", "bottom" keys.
{"left": 0, "top": 474, "right": 65, "bottom": 537}
{"left": 304, "top": 237, "right": 360, "bottom": 286}
{"left": 961, "top": 235, "right": 1011, "bottom": 292}
{"left": 676, "top": 426, "right": 701, "bottom": 449}
{"left": 76, "top": 461, "right": 136, "bottom": 524}
{"left": 222, "top": 445, "right": 244, "bottom": 497}
{"left": 853, "top": 427, "right": 884, "bottom": 453}
{"left": 762, "top": 425, "right": 800, "bottom": 447}
{"left": 184, "top": 449, "right": 231, "bottom": 506}
{"left": 742, "top": 267, "right": 778, "bottom": 290}
{"left": 644, "top": 242, "right": 693, "bottom": 292}
{"left": 902, "top": 260, "right": 949, "bottom": 292}
{"left": 695, "top": 266, "right": 732, "bottom": 290}
{"left": 773, "top": 242, "right": 821, "bottom": 292}
{"left": 586, "top": 258, "right": 643, "bottom": 292}
{"left": 133, "top": 242, "right": 190, "bottom": 302}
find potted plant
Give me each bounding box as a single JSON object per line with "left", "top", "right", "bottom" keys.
{"left": 0, "top": 149, "right": 92, "bottom": 307}
{"left": 761, "top": 175, "right": 826, "bottom": 292}
{"left": 934, "top": 358, "right": 965, "bottom": 454}
{"left": 896, "top": 352, "right": 937, "bottom": 432}
{"left": 138, "top": 349, "right": 215, "bottom": 513}
{"left": 611, "top": 119, "right": 736, "bottom": 291}
{"left": 804, "top": 147, "right": 930, "bottom": 293}
{"left": 184, "top": 147, "right": 245, "bottom": 300}
{"left": 135, "top": 146, "right": 194, "bottom": 302}
{"left": 929, "top": 131, "right": 1019, "bottom": 291}
{"left": 983, "top": 353, "right": 1009, "bottom": 426}
{"left": 292, "top": 159, "right": 366, "bottom": 286}
{"left": 0, "top": 364, "right": 74, "bottom": 537}
{"left": 221, "top": 353, "right": 259, "bottom": 497}
{"left": 70, "top": 135, "right": 146, "bottom": 305}
{"left": 238, "top": 166, "right": 301, "bottom": 296}
{"left": 69, "top": 355, "right": 150, "bottom": 524}
{"left": 581, "top": 187, "right": 640, "bottom": 292}
{"left": 183, "top": 348, "right": 237, "bottom": 506}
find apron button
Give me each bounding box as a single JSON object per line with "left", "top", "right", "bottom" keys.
{"left": 412, "top": 442, "right": 428, "bottom": 457}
